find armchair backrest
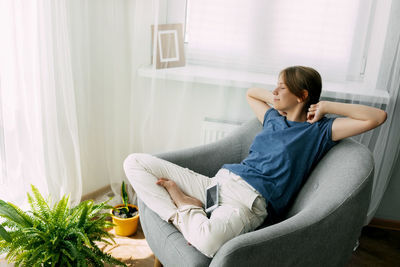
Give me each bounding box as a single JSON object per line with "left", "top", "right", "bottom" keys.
{"left": 287, "top": 138, "right": 374, "bottom": 219}
{"left": 227, "top": 118, "right": 262, "bottom": 160}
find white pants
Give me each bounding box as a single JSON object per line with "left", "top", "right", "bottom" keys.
{"left": 123, "top": 153, "right": 268, "bottom": 258}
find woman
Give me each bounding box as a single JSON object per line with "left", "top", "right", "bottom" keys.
{"left": 123, "top": 66, "right": 386, "bottom": 258}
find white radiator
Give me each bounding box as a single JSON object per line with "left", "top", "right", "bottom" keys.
{"left": 200, "top": 118, "right": 242, "bottom": 145}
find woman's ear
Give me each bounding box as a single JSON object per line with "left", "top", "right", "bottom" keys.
{"left": 297, "top": 89, "right": 309, "bottom": 103}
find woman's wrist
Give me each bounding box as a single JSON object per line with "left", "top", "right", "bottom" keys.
{"left": 318, "top": 101, "right": 330, "bottom": 116}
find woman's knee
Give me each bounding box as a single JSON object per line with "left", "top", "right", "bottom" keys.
{"left": 193, "top": 233, "right": 224, "bottom": 258}
{"left": 193, "top": 208, "right": 246, "bottom": 257}
{"left": 123, "top": 153, "right": 152, "bottom": 174}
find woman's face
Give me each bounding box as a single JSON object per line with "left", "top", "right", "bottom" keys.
{"left": 272, "top": 76, "right": 301, "bottom": 112}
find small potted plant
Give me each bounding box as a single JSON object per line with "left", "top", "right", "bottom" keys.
{"left": 111, "top": 181, "right": 139, "bottom": 236}
{"left": 0, "top": 185, "right": 125, "bottom": 266}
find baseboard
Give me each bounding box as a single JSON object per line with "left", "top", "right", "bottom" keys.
{"left": 368, "top": 218, "right": 400, "bottom": 231}
{"left": 81, "top": 184, "right": 112, "bottom": 202}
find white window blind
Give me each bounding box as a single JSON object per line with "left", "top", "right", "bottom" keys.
{"left": 185, "top": 0, "right": 374, "bottom": 82}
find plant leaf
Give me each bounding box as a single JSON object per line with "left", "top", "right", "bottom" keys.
{"left": 121, "top": 181, "right": 129, "bottom": 206}
{"left": 0, "top": 200, "right": 32, "bottom": 227}
{"left": 78, "top": 201, "right": 91, "bottom": 228}
{"left": 0, "top": 224, "right": 12, "bottom": 242}
{"left": 62, "top": 240, "right": 78, "bottom": 259}
{"left": 52, "top": 194, "right": 70, "bottom": 225}
{"left": 29, "top": 185, "right": 51, "bottom": 220}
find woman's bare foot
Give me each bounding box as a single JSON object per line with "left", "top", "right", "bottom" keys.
{"left": 156, "top": 178, "right": 203, "bottom": 208}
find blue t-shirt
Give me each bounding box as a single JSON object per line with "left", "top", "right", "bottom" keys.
{"left": 223, "top": 108, "right": 338, "bottom": 220}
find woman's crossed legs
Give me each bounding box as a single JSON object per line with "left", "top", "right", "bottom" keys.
{"left": 123, "top": 153, "right": 266, "bottom": 257}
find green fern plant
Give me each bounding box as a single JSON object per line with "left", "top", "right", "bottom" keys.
{"left": 0, "top": 185, "right": 126, "bottom": 267}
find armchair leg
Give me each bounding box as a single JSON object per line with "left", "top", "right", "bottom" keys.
{"left": 154, "top": 256, "right": 163, "bottom": 267}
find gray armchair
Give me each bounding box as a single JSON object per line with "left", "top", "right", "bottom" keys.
{"left": 138, "top": 118, "right": 374, "bottom": 267}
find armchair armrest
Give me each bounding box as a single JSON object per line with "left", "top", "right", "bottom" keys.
{"left": 211, "top": 188, "right": 370, "bottom": 267}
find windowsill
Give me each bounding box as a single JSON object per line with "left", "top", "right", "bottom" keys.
{"left": 138, "top": 64, "right": 389, "bottom": 105}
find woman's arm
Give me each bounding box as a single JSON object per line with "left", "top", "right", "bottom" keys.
{"left": 247, "top": 87, "right": 274, "bottom": 123}
{"left": 307, "top": 101, "right": 387, "bottom": 141}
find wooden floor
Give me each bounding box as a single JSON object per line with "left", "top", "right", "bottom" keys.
{"left": 99, "top": 223, "right": 155, "bottom": 267}
{"left": 347, "top": 226, "right": 400, "bottom": 267}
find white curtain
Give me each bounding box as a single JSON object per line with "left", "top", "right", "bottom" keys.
{"left": 365, "top": 34, "right": 400, "bottom": 222}
{"left": 66, "top": 0, "right": 138, "bottom": 205}
{"left": 0, "top": 0, "right": 82, "bottom": 206}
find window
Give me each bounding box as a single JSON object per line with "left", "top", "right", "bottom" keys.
{"left": 184, "top": 0, "right": 375, "bottom": 82}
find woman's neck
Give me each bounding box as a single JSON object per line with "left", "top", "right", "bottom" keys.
{"left": 284, "top": 107, "right": 307, "bottom": 122}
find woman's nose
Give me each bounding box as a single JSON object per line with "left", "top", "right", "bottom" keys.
{"left": 272, "top": 88, "right": 278, "bottom": 95}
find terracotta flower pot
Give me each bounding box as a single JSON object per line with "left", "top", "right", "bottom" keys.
{"left": 111, "top": 204, "right": 139, "bottom": 236}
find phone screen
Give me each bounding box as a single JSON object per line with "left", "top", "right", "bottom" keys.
{"left": 206, "top": 185, "right": 218, "bottom": 209}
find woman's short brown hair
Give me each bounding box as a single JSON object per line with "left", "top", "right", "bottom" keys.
{"left": 280, "top": 66, "right": 322, "bottom": 110}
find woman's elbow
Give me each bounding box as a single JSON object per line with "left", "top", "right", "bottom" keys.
{"left": 246, "top": 87, "right": 256, "bottom": 98}
{"left": 378, "top": 110, "right": 387, "bottom": 126}
{"left": 370, "top": 110, "right": 387, "bottom": 129}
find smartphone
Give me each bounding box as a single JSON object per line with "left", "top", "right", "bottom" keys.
{"left": 205, "top": 183, "right": 219, "bottom": 217}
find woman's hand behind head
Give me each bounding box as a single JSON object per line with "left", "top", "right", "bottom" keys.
{"left": 307, "top": 102, "right": 325, "bottom": 123}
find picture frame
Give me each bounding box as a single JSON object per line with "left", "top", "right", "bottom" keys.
{"left": 151, "top": 23, "right": 185, "bottom": 69}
